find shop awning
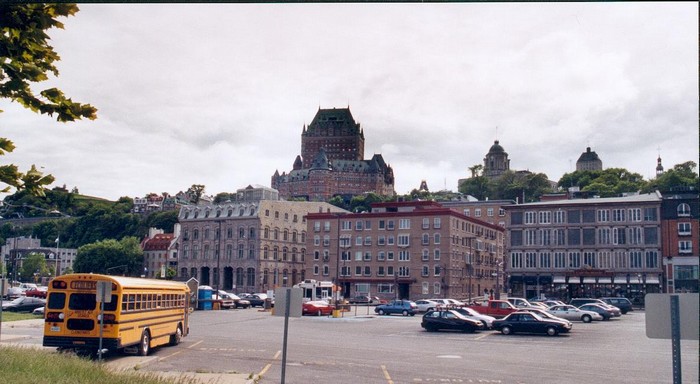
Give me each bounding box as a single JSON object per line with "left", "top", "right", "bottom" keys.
{"left": 597, "top": 277, "right": 612, "bottom": 284}
{"left": 553, "top": 276, "right": 567, "bottom": 283}
{"left": 582, "top": 277, "right": 596, "bottom": 284}
{"left": 645, "top": 276, "right": 660, "bottom": 284}
{"left": 614, "top": 276, "right": 627, "bottom": 283}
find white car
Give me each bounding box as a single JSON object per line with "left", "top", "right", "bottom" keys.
{"left": 547, "top": 304, "right": 604, "bottom": 323}
{"left": 414, "top": 299, "right": 442, "bottom": 312}
{"left": 452, "top": 307, "right": 497, "bottom": 329}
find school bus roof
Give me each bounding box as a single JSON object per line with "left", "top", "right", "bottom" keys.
{"left": 57, "top": 273, "right": 190, "bottom": 292}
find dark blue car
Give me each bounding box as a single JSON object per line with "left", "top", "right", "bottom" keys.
{"left": 374, "top": 300, "right": 417, "bottom": 316}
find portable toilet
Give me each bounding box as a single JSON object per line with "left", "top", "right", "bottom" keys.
{"left": 197, "top": 286, "right": 213, "bottom": 310}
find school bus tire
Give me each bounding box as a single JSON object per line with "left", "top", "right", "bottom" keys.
{"left": 138, "top": 330, "right": 151, "bottom": 356}
{"left": 170, "top": 324, "right": 183, "bottom": 346}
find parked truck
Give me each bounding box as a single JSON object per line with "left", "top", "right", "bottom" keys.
{"left": 467, "top": 300, "right": 520, "bottom": 318}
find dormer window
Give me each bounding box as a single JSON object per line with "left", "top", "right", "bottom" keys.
{"left": 677, "top": 203, "right": 691, "bottom": 217}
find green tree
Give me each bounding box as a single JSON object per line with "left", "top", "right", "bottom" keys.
{"left": 20, "top": 252, "right": 49, "bottom": 281}
{"left": 558, "top": 168, "right": 646, "bottom": 197}
{"left": 458, "top": 175, "right": 490, "bottom": 200}
{"left": 145, "top": 210, "right": 179, "bottom": 233}
{"left": 73, "top": 237, "right": 143, "bottom": 276}
{"left": 642, "top": 161, "right": 699, "bottom": 193}
{"left": 0, "top": 4, "right": 97, "bottom": 195}
{"left": 186, "top": 184, "right": 206, "bottom": 204}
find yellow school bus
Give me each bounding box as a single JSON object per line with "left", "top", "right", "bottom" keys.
{"left": 43, "top": 273, "right": 190, "bottom": 356}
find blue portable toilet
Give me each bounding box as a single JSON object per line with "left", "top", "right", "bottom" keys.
{"left": 197, "top": 286, "right": 213, "bottom": 310}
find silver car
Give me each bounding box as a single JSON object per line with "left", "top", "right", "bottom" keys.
{"left": 548, "top": 304, "right": 604, "bottom": 323}
{"left": 452, "top": 307, "right": 496, "bottom": 329}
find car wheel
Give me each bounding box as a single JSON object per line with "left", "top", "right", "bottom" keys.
{"left": 501, "top": 326, "right": 512, "bottom": 335}
{"left": 582, "top": 315, "right": 592, "bottom": 323}
{"left": 378, "top": 309, "right": 385, "bottom": 315}
{"left": 621, "top": 309, "right": 628, "bottom": 314}
{"left": 402, "top": 310, "right": 408, "bottom": 316}
{"left": 169, "top": 325, "right": 183, "bottom": 346}
{"left": 425, "top": 325, "right": 437, "bottom": 332}
{"left": 138, "top": 330, "right": 150, "bottom": 356}
{"left": 546, "top": 326, "right": 558, "bottom": 336}
{"left": 410, "top": 313, "right": 415, "bottom": 316}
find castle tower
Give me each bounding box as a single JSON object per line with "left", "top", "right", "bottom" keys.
{"left": 576, "top": 147, "right": 603, "bottom": 171}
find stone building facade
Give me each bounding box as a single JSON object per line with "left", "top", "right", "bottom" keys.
{"left": 176, "top": 199, "right": 345, "bottom": 294}
{"left": 305, "top": 200, "right": 505, "bottom": 302}
{"left": 141, "top": 226, "right": 180, "bottom": 278}
{"left": 271, "top": 107, "right": 395, "bottom": 201}
{"left": 504, "top": 192, "right": 663, "bottom": 302}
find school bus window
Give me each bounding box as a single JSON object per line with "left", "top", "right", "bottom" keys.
{"left": 135, "top": 294, "right": 142, "bottom": 310}
{"left": 103, "top": 295, "right": 119, "bottom": 311}
{"left": 69, "top": 293, "right": 96, "bottom": 310}
{"left": 126, "top": 294, "right": 135, "bottom": 311}
{"left": 48, "top": 292, "right": 66, "bottom": 310}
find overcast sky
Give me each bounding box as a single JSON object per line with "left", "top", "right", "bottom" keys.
{"left": 1, "top": 3, "right": 697, "bottom": 201}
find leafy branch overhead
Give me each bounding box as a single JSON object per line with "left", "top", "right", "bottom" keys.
{"left": 0, "top": 3, "right": 96, "bottom": 195}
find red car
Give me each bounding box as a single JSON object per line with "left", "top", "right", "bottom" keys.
{"left": 302, "top": 301, "right": 333, "bottom": 316}
{"left": 24, "top": 287, "right": 48, "bottom": 299}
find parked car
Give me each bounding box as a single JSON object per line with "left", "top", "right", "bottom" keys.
{"left": 452, "top": 307, "right": 496, "bottom": 329}
{"left": 528, "top": 302, "right": 551, "bottom": 310}
{"left": 374, "top": 300, "right": 417, "bottom": 316}
{"left": 33, "top": 306, "right": 45, "bottom": 316}
{"left": 518, "top": 307, "right": 573, "bottom": 328}
{"left": 422, "top": 309, "right": 483, "bottom": 333}
{"left": 600, "top": 297, "right": 633, "bottom": 314}
{"left": 430, "top": 298, "right": 466, "bottom": 308}
{"left": 241, "top": 293, "right": 269, "bottom": 307}
{"left": 569, "top": 298, "right": 606, "bottom": 307}
{"left": 212, "top": 290, "right": 236, "bottom": 309}
{"left": 302, "top": 301, "right": 333, "bottom": 316}
{"left": 542, "top": 300, "right": 566, "bottom": 307}
{"left": 414, "top": 299, "right": 442, "bottom": 312}
{"left": 506, "top": 298, "right": 532, "bottom": 308}
{"left": 2, "top": 296, "right": 46, "bottom": 312}
{"left": 229, "top": 293, "right": 251, "bottom": 309}
{"left": 547, "top": 304, "right": 603, "bottom": 323}
{"left": 578, "top": 303, "right": 616, "bottom": 320}
{"left": 493, "top": 311, "right": 572, "bottom": 336}
{"left": 348, "top": 295, "right": 378, "bottom": 305}
{"left": 24, "top": 286, "right": 48, "bottom": 299}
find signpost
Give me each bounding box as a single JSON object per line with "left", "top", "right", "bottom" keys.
{"left": 274, "top": 287, "right": 302, "bottom": 384}
{"left": 96, "top": 281, "right": 112, "bottom": 362}
{"left": 645, "top": 293, "right": 699, "bottom": 384}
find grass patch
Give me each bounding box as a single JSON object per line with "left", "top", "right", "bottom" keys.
{"left": 0, "top": 312, "right": 43, "bottom": 322}
{"left": 0, "top": 346, "right": 197, "bottom": 384}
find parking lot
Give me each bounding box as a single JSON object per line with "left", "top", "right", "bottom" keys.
{"left": 2, "top": 307, "right": 698, "bottom": 383}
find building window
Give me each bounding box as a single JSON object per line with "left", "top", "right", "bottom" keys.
{"left": 568, "top": 252, "right": 581, "bottom": 268}
{"left": 475, "top": 209, "right": 482, "bottom": 217}
{"left": 422, "top": 249, "right": 429, "bottom": 261}
{"left": 378, "top": 220, "right": 385, "bottom": 230}
{"left": 553, "top": 210, "right": 565, "bottom": 223}
{"left": 433, "top": 282, "right": 441, "bottom": 295}
{"left": 399, "top": 250, "right": 410, "bottom": 261}
{"left": 645, "top": 251, "right": 659, "bottom": 269}
{"left": 678, "top": 222, "right": 692, "bottom": 235}
{"left": 398, "top": 266, "right": 410, "bottom": 277}
{"left": 677, "top": 203, "right": 691, "bottom": 217}
{"left": 554, "top": 252, "right": 566, "bottom": 269}
{"left": 422, "top": 282, "right": 429, "bottom": 294}
{"left": 629, "top": 251, "right": 643, "bottom": 268}
{"left": 629, "top": 227, "right": 643, "bottom": 245}
{"left": 612, "top": 209, "right": 625, "bottom": 222}
{"left": 387, "top": 236, "right": 395, "bottom": 245}
{"left": 355, "top": 220, "right": 363, "bottom": 230}
{"left": 399, "top": 219, "right": 410, "bottom": 229}
{"left": 355, "top": 251, "right": 362, "bottom": 261}
{"left": 364, "top": 251, "right": 372, "bottom": 261}
{"left": 525, "top": 211, "right": 536, "bottom": 224}
{"left": 355, "top": 266, "right": 362, "bottom": 276}
{"left": 355, "top": 236, "right": 363, "bottom": 246}
{"left": 464, "top": 209, "right": 471, "bottom": 217}
{"left": 539, "top": 252, "right": 551, "bottom": 269}
{"left": 422, "top": 218, "right": 430, "bottom": 229}
{"left": 387, "top": 252, "right": 394, "bottom": 261}
{"left": 387, "top": 220, "right": 395, "bottom": 230}
{"left": 378, "top": 236, "right": 386, "bottom": 246}
{"left": 324, "top": 221, "right": 331, "bottom": 231}
{"left": 363, "top": 266, "right": 371, "bottom": 276}
{"left": 314, "top": 250, "right": 320, "bottom": 261}
{"left": 434, "top": 264, "right": 441, "bottom": 276}
{"left": 364, "top": 236, "right": 372, "bottom": 246}
{"left": 378, "top": 283, "right": 393, "bottom": 293}
{"left": 538, "top": 211, "right": 550, "bottom": 224}
{"left": 679, "top": 241, "right": 692, "bottom": 254}
{"left": 510, "top": 252, "right": 522, "bottom": 269}
{"left": 597, "top": 209, "right": 610, "bottom": 222}
{"left": 629, "top": 208, "right": 641, "bottom": 222}
{"left": 323, "top": 235, "right": 330, "bottom": 247}
{"left": 433, "top": 217, "right": 441, "bottom": 229}
{"left": 644, "top": 207, "right": 658, "bottom": 221}
{"left": 583, "top": 251, "right": 596, "bottom": 268}
{"left": 378, "top": 251, "right": 385, "bottom": 261}
{"left": 341, "top": 251, "right": 351, "bottom": 261}
{"left": 433, "top": 233, "right": 441, "bottom": 244}
{"left": 377, "top": 266, "right": 384, "bottom": 276}
{"left": 487, "top": 208, "right": 494, "bottom": 217}
{"left": 434, "top": 249, "right": 441, "bottom": 261}
{"left": 313, "top": 265, "right": 319, "bottom": 275}
{"left": 422, "top": 265, "right": 429, "bottom": 277}
{"left": 525, "top": 252, "right": 536, "bottom": 268}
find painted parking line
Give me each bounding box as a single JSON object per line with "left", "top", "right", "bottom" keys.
{"left": 381, "top": 364, "right": 394, "bottom": 384}
{"left": 158, "top": 339, "right": 202, "bottom": 361}
{"left": 257, "top": 349, "right": 281, "bottom": 377}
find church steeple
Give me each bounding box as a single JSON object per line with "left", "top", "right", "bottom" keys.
{"left": 656, "top": 154, "right": 664, "bottom": 177}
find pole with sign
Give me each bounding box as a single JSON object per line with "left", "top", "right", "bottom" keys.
{"left": 96, "top": 281, "right": 112, "bottom": 362}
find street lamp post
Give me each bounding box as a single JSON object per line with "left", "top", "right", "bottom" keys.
{"left": 334, "top": 214, "right": 341, "bottom": 310}
{"left": 54, "top": 236, "right": 60, "bottom": 277}
{"left": 491, "top": 260, "right": 503, "bottom": 300}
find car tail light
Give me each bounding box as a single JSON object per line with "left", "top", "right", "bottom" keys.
{"left": 46, "top": 312, "right": 65, "bottom": 322}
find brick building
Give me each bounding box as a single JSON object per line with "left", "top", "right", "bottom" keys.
{"left": 271, "top": 107, "right": 395, "bottom": 201}
{"left": 305, "top": 200, "right": 505, "bottom": 302}
{"left": 141, "top": 226, "right": 180, "bottom": 278}
{"left": 660, "top": 187, "right": 699, "bottom": 293}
